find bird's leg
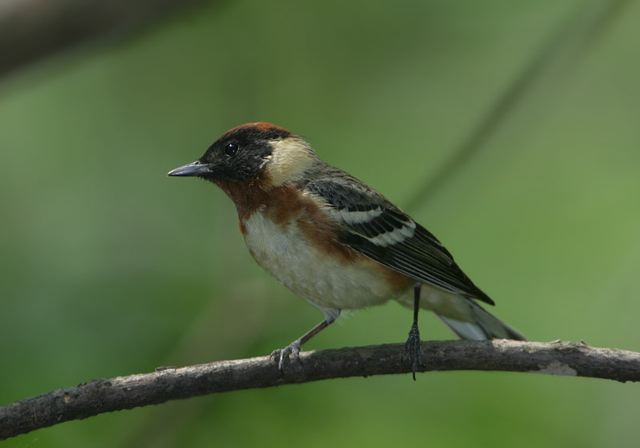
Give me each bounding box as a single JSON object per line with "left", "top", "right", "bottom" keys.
{"left": 272, "top": 311, "right": 339, "bottom": 370}
{"left": 405, "top": 284, "right": 422, "bottom": 380}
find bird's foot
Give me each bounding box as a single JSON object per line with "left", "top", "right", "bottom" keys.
{"left": 270, "top": 339, "right": 302, "bottom": 371}
{"left": 404, "top": 322, "right": 421, "bottom": 380}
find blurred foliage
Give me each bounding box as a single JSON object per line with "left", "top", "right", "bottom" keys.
{"left": 1, "top": 0, "right": 640, "bottom": 446}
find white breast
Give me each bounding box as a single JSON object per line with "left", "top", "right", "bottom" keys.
{"left": 242, "top": 212, "right": 395, "bottom": 313}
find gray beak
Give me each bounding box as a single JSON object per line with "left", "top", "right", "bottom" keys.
{"left": 168, "top": 161, "right": 211, "bottom": 177}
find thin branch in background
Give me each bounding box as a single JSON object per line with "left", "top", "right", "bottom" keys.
{"left": 1, "top": 340, "right": 639, "bottom": 440}
{"left": 403, "top": 0, "right": 630, "bottom": 210}
{"left": 0, "top": 0, "right": 212, "bottom": 78}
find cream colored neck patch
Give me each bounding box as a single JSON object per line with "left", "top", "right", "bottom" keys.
{"left": 266, "top": 137, "right": 316, "bottom": 186}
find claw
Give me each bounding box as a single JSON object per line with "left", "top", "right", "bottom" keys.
{"left": 271, "top": 339, "right": 302, "bottom": 371}
{"left": 404, "top": 322, "right": 421, "bottom": 380}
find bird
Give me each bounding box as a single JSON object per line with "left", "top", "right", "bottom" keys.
{"left": 168, "top": 122, "right": 525, "bottom": 377}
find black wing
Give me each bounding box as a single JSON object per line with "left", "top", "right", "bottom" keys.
{"left": 303, "top": 171, "right": 494, "bottom": 305}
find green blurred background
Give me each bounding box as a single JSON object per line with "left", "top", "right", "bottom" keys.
{"left": 1, "top": 0, "right": 639, "bottom": 446}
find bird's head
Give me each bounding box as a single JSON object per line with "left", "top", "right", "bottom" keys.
{"left": 168, "top": 122, "right": 317, "bottom": 188}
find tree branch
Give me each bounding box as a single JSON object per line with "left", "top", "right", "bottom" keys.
{"left": 0, "top": 0, "right": 210, "bottom": 78}
{"left": 403, "top": 0, "right": 630, "bottom": 210}
{"left": 1, "top": 340, "right": 639, "bottom": 439}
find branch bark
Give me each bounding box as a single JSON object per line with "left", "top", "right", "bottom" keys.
{"left": 0, "top": 0, "right": 210, "bottom": 78}
{"left": 1, "top": 340, "right": 639, "bottom": 440}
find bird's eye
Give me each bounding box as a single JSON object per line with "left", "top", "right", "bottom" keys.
{"left": 224, "top": 142, "right": 238, "bottom": 156}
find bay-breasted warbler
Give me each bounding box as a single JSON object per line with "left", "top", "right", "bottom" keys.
{"left": 169, "top": 122, "right": 524, "bottom": 375}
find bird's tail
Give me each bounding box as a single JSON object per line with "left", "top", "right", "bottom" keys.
{"left": 437, "top": 299, "right": 525, "bottom": 341}
{"left": 398, "top": 287, "right": 525, "bottom": 340}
